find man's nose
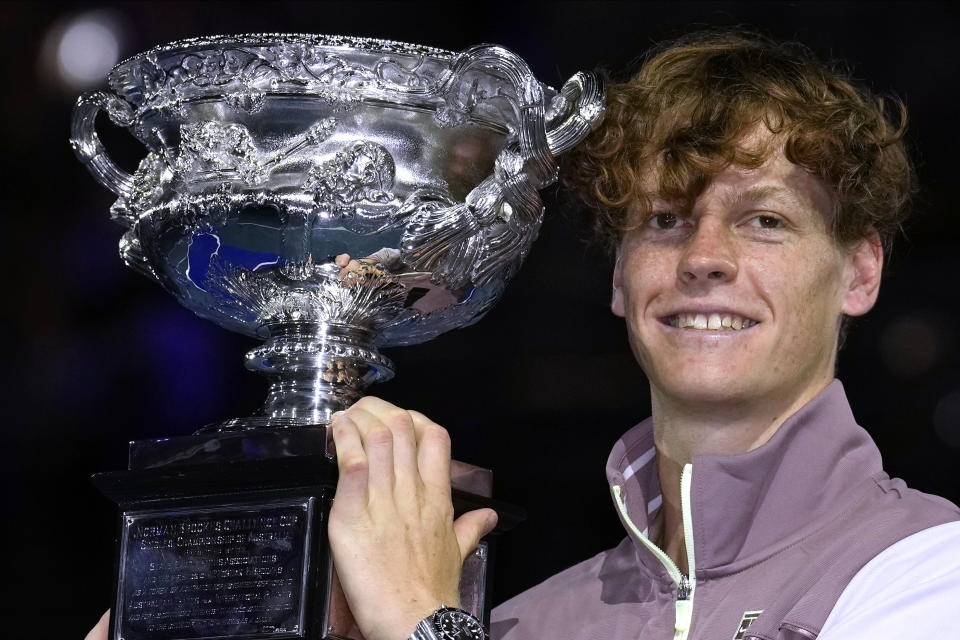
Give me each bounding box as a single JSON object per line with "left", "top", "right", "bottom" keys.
{"left": 677, "top": 219, "right": 738, "bottom": 284}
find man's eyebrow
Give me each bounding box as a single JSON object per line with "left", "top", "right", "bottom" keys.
{"left": 733, "top": 185, "right": 810, "bottom": 210}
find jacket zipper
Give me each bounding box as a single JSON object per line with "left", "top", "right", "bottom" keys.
{"left": 612, "top": 463, "right": 696, "bottom": 640}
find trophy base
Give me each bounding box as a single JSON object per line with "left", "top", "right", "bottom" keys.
{"left": 94, "top": 430, "right": 521, "bottom": 640}
{"left": 196, "top": 415, "right": 332, "bottom": 434}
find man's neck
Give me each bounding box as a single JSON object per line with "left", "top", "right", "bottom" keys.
{"left": 649, "top": 378, "right": 833, "bottom": 576}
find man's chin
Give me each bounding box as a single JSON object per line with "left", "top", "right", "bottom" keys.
{"left": 650, "top": 371, "right": 760, "bottom": 407}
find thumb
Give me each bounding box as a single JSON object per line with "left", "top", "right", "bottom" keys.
{"left": 85, "top": 610, "right": 110, "bottom": 640}
{"left": 453, "top": 508, "right": 498, "bottom": 563}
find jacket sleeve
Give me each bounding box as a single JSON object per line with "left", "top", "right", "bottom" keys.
{"left": 816, "top": 520, "right": 960, "bottom": 639}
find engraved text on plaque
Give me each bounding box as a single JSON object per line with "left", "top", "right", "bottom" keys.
{"left": 117, "top": 500, "right": 314, "bottom": 639}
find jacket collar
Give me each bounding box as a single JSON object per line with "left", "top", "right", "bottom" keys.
{"left": 605, "top": 380, "right": 884, "bottom": 579}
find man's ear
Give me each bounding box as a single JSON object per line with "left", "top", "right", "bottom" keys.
{"left": 841, "top": 228, "right": 883, "bottom": 317}
{"left": 612, "top": 248, "right": 625, "bottom": 317}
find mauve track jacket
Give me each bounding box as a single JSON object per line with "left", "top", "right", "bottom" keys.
{"left": 491, "top": 380, "right": 960, "bottom": 640}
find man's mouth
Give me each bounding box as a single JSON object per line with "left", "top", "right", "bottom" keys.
{"left": 662, "top": 312, "right": 759, "bottom": 331}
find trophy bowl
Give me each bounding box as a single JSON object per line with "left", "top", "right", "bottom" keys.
{"left": 72, "top": 33, "right": 604, "bottom": 430}
{"left": 72, "top": 33, "right": 603, "bottom": 640}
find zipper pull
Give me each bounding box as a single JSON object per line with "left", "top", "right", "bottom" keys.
{"left": 675, "top": 575, "right": 692, "bottom": 632}
{"left": 675, "top": 599, "right": 692, "bottom": 633}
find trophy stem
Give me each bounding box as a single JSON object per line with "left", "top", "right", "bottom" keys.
{"left": 205, "top": 321, "right": 395, "bottom": 432}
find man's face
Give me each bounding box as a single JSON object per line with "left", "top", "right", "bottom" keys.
{"left": 612, "top": 147, "right": 882, "bottom": 410}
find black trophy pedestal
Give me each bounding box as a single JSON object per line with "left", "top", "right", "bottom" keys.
{"left": 93, "top": 428, "right": 523, "bottom": 640}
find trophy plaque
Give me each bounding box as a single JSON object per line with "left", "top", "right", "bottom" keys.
{"left": 71, "top": 33, "right": 603, "bottom": 640}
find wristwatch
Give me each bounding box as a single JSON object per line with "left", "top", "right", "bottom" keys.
{"left": 409, "top": 605, "right": 486, "bottom": 640}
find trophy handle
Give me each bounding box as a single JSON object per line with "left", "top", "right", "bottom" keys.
{"left": 70, "top": 91, "right": 137, "bottom": 198}
{"left": 400, "top": 55, "right": 605, "bottom": 287}
{"left": 545, "top": 71, "right": 605, "bottom": 156}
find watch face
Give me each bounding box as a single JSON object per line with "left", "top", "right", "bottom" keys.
{"left": 435, "top": 608, "right": 485, "bottom": 640}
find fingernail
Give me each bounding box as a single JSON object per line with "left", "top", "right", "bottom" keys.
{"left": 330, "top": 411, "right": 345, "bottom": 423}
{"left": 486, "top": 509, "right": 499, "bottom": 533}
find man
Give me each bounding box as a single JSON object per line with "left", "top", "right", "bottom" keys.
{"left": 324, "top": 31, "right": 960, "bottom": 640}
{"left": 86, "top": 30, "right": 960, "bottom": 640}
{"left": 485, "top": 32, "right": 960, "bottom": 640}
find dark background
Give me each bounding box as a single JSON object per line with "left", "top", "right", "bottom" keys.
{"left": 3, "top": 1, "right": 960, "bottom": 635}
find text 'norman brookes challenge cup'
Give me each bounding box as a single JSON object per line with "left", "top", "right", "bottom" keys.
{"left": 71, "top": 34, "right": 603, "bottom": 640}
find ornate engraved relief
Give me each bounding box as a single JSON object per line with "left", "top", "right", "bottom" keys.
{"left": 176, "top": 122, "right": 265, "bottom": 184}
{"left": 174, "top": 118, "right": 339, "bottom": 186}
{"left": 303, "top": 141, "right": 399, "bottom": 220}
{"left": 209, "top": 261, "right": 410, "bottom": 331}
{"left": 113, "top": 35, "right": 455, "bottom": 115}
{"left": 112, "top": 118, "right": 413, "bottom": 234}
{"left": 110, "top": 152, "right": 171, "bottom": 225}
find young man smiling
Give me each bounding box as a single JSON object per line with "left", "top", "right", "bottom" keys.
{"left": 85, "top": 30, "right": 960, "bottom": 640}
{"left": 488, "top": 33, "right": 960, "bottom": 639}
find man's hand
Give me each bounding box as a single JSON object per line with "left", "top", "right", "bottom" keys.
{"left": 335, "top": 253, "right": 384, "bottom": 282}
{"left": 84, "top": 610, "right": 109, "bottom": 640}
{"left": 328, "top": 397, "right": 497, "bottom": 640}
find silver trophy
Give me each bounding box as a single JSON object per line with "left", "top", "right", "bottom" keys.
{"left": 72, "top": 34, "right": 602, "bottom": 640}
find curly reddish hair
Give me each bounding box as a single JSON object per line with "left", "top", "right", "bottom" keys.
{"left": 562, "top": 30, "right": 915, "bottom": 255}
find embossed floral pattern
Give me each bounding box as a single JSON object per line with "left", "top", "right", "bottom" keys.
{"left": 112, "top": 38, "right": 454, "bottom": 115}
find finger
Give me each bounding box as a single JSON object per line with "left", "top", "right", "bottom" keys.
{"left": 351, "top": 398, "right": 420, "bottom": 494}
{"left": 409, "top": 410, "right": 451, "bottom": 495}
{"left": 85, "top": 610, "right": 110, "bottom": 640}
{"left": 351, "top": 395, "right": 408, "bottom": 418}
{"left": 335, "top": 253, "right": 351, "bottom": 267}
{"left": 346, "top": 407, "right": 396, "bottom": 497}
{"left": 331, "top": 415, "right": 369, "bottom": 505}
{"left": 453, "top": 508, "right": 498, "bottom": 564}
{"left": 386, "top": 409, "right": 419, "bottom": 494}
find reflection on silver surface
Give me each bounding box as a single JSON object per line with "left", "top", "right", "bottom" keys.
{"left": 72, "top": 34, "right": 604, "bottom": 429}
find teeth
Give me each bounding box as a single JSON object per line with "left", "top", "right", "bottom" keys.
{"left": 671, "top": 312, "right": 756, "bottom": 331}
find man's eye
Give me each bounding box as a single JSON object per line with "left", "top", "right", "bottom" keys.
{"left": 650, "top": 212, "right": 679, "bottom": 229}
{"left": 753, "top": 215, "right": 782, "bottom": 229}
